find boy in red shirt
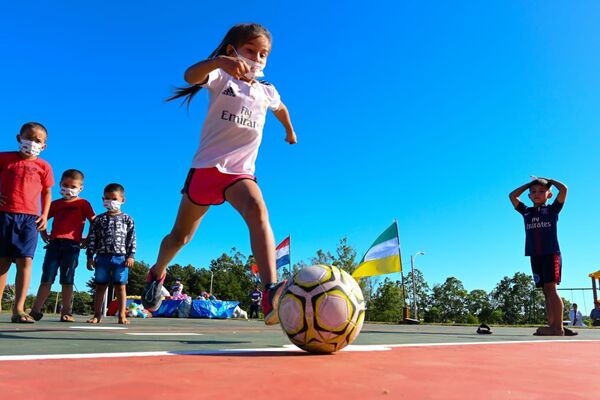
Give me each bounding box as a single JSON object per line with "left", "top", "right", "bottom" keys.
{"left": 29, "top": 169, "right": 95, "bottom": 322}
{"left": 0, "top": 122, "right": 54, "bottom": 323}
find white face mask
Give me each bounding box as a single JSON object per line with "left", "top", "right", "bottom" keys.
{"left": 60, "top": 186, "right": 81, "bottom": 200}
{"left": 19, "top": 139, "right": 44, "bottom": 157}
{"left": 233, "top": 48, "right": 266, "bottom": 79}
{"left": 103, "top": 199, "right": 122, "bottom": 212}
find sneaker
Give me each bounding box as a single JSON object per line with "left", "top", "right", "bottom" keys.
{"left": 141, "top": 268, "right": 165, "bottom": 312}
{"left": 261, "top": 280, "right": 287, "bottom": 325}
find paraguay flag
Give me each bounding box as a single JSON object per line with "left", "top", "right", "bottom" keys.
{"left": 275, "top": 236, "right": 291, "bottom": 270}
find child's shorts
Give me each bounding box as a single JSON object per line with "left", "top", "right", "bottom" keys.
{"left": 0, "top": 211, "right": 38, "bottom": 259}
{"left": 181, "top": 167, "right": 256, "bottom": 206}
{"left": 530, "top": 252, "right": 562, "bottom": 288}
{"left": 40, "top": 239, "right": 80, "bottom": 285}
{"left": 94, "top": 254, "right": 128, "bottom": 285}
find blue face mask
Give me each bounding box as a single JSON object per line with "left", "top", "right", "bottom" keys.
{"left": 233, "top": 48, "right": 266, "bottom": 79}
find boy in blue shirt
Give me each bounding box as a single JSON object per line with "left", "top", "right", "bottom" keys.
{"left": 509, "top": 177, "right": 575, "bottom": 336}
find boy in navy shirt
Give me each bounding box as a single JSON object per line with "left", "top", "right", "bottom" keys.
{"left": 509, "top": 177, "right": 574, "bottom": 336}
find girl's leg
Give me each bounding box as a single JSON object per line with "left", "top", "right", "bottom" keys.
{"left": 31, "top": 283, "right": 52, "bottom": 314}
{"left": 225, "top": 180, "right": 277, "bottom": 285}
{"left": 13, "top": 258, "right": 32, "bottom": 316}
{"left": 151, "top": 195, "right": 210, "bottom": 278}
{"left": 61, "top": 284, "right": 74, "bottom": 316}
{"left": 115, "top": 284, "right": 128, "bottom": 324}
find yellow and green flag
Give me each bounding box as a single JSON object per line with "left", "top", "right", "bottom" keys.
{"left": 352, "top": 222, "right": 402, "bottom": 279}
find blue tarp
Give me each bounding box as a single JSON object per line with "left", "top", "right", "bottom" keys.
{"left": 151, "top": 299, "right": 239, "bottom": 318}
{"left": 152, "top": 299, "right": 183, "bottom": 317}
{"left": 190, "top": 300, "right": 239, "bottom": 319}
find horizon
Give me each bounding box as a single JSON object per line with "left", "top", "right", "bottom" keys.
{"left": 1, "top": 2, "right": 599, "bottom": 310}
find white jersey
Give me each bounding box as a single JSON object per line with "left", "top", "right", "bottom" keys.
{"left": 191, "top": 68, "right": 281, "bottom": 175}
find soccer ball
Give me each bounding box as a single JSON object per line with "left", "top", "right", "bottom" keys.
{"left": 278, "top": 264, "right": 366, "bottom": 354}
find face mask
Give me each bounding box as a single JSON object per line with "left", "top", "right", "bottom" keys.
{"left": 103, "top": 199, "right": 122, "bottom": 212}
{"left": 60, "top": 186, "right": 80, "bottom": 199}
{"left": 19, "top": 139, "right": 43, "bottom": 157}
{"left": 233, "top": 48, "right": 266, "bottom": 79}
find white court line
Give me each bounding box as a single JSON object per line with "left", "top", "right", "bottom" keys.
{"left": 126, "top": 333, "right": 203, "bottom": 336}
{"left": 1, "top": 339, "right": 599, "bottom": 362}
{"left": 69, "top": 326, "right": 128, "bottom": 330}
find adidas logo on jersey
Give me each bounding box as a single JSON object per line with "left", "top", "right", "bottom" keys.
{"left": 222, "top": 87, "right": 236, "bottom": 97}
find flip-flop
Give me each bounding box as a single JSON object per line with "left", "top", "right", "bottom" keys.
{"left": 29, "top": 309, "right": 44, "bottom": 321}
{"left": 533, "top": 326, "right": 564, "bottom": 336}
{"left": 563, "top": 327, "right": 578, "bottom": 336}
{"left": 476, "top": 323, "right": 492, "bottom": 334}
{"left": 60, "top": 314, "right": 75, "bottom": 323}
{"left": 11, "top": 313, "right": 35, "bottom": 324}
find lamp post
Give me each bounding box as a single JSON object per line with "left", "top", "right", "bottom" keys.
{"left": 209, "top": 271, "right": 214, "bottom": 294}
{"left": 411, "top": 251, "right": 425, "bottom": 320}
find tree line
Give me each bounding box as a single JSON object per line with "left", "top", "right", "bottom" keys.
{"left": 1, "top": 238, "right": 586, "bottom": 324}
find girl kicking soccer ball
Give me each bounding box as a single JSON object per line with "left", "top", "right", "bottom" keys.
{"left": 142, "top": 23, "right": 297, "bottom": 325}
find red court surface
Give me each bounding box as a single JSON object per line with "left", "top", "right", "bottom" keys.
{"left": 2, "top": 317, "right": 600, "bottom": 399}
{"left": 2, "top": 340, "right": 599, "bottom": 399}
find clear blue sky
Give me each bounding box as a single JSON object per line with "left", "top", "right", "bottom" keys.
{"left": 2, "top": 2, "right": 599, "bottom": 308}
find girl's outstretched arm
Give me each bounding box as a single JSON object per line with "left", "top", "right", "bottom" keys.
{"left": 184, "top": 56, "right": 252, "bottom": 84}
{"left": 272, "top": 102, "right": 297, "bottom": 144}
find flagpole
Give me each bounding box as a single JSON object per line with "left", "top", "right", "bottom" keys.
{"left": 288, "top": 234, "right": 292, "bottom": 279}
{"left": 394, "top": 219, "right": 409, "bottom": 321}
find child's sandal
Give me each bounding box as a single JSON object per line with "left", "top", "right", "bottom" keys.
{"left": 11, "top": 313, "right": 35, "bottom": 324}
{"left": 60, "top": 314, "right": 75, "bottom": 322}
{"left": 29, "top": 310, "right": 44, "bottom": 321}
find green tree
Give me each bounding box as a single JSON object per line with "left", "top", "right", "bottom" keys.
{"left": 429, "top": 277, "right": 468, "bottom": 323}
{"left": 490, "top": 272, "right": 548, "bottom": 325}
{"left": 207, "top": 249, "right": 255, "bottom": 310}
{"left": 1, "top": 284, "right": 15, "bottom": 311}
{"left": 165, "top": 264, "right": 202, "bottom": 297}
{"left": 310, "top": 237, "right": 358, "bottom": 274}
{"left": 72, "top": 291, "right": 93, "bottom": 315}
{"left": 366, "top": 278, "right": 405, "bottom": 322}
{"left": 127, "top": 261, "right": 150, "bottom": 297}
{"left": 404, "top": 268, "right": 430, "bottom": 320}
{"left": 466, "top": 289, "right": 493, "bottom": 323}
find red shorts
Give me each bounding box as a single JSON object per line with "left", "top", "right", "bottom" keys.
{"left": 181, "top": 168, "right": 256, "bottom": 206}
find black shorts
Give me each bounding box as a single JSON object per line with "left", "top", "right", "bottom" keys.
{"left": 530, "top": 252, "right": 562, "bottom": 288}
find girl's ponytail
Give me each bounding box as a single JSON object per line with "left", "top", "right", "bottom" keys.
{"left": 167, "top": 23, "right": 271, "bottom": 107}
{"left": 166, "top": 85, "right": 202, "bottom": 107}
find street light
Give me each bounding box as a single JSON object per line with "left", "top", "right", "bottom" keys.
{"left": 411, "top": 251, "right": 425, "bottom": 320}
